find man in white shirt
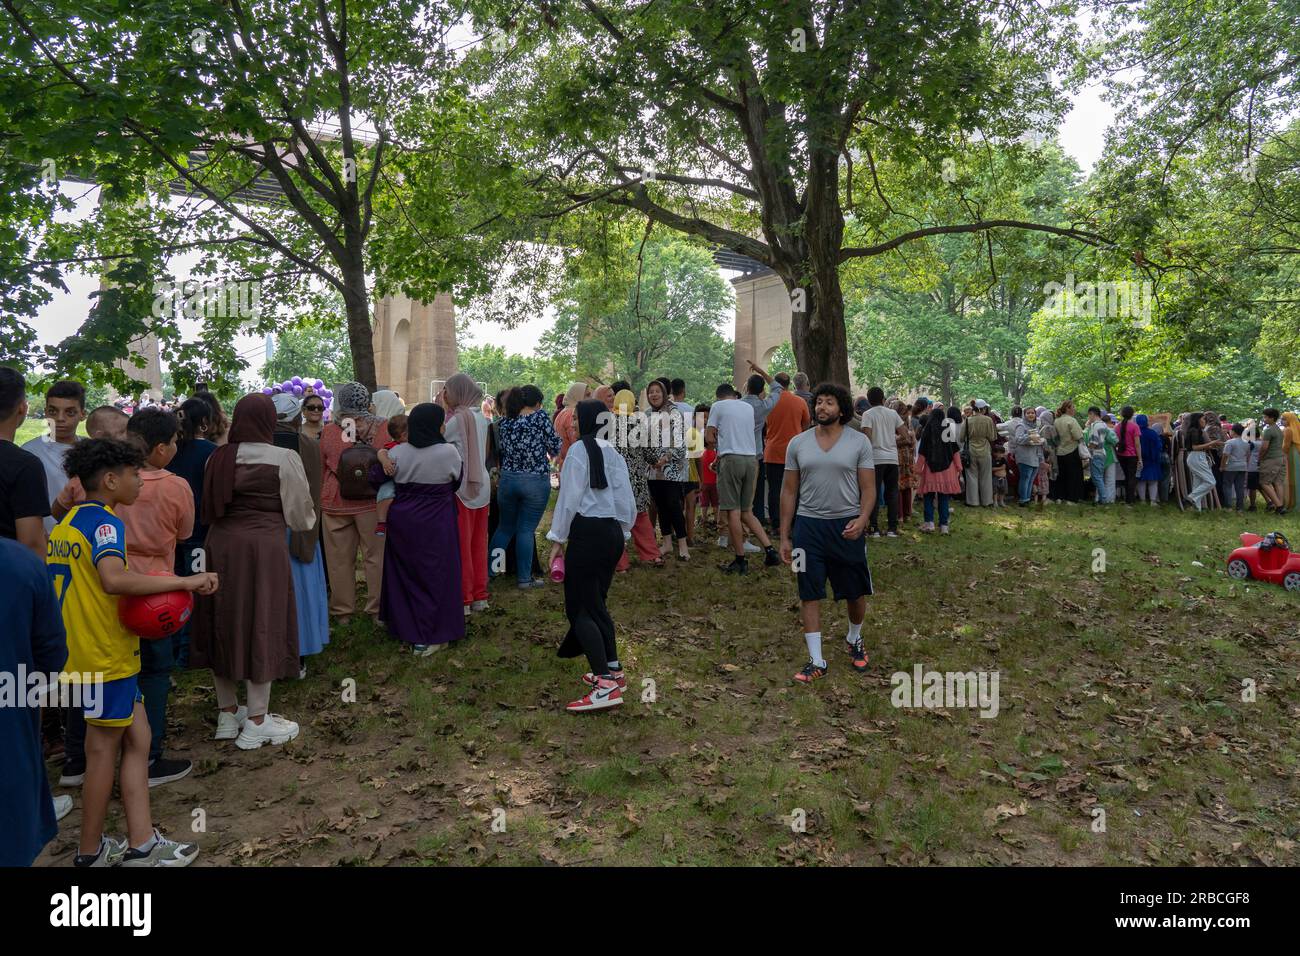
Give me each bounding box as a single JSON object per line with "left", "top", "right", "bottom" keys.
{"left": 21, "top": 380, "right": 86, "bottom": 534}
{"left": 857, "top": 386, "right": 906, "bottom": 537}
{"left": 706, "top": 383, "right": 779, "bottom": 574}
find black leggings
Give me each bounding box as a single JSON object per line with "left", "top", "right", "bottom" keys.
{"left": 563, "top": 515, "right": 623, "bottom": 675}
{"left": 648, "top": 479, "right": 687, "bottom": 539}
{"left": 1118, "top": 455, "right": 1138, "bottom": 504}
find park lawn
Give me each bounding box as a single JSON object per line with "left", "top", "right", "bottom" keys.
{"left": 40, "top": 502, "right": 1300, "bottom": 867}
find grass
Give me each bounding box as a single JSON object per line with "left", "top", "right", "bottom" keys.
{"left": 38, "top": 499, "right": 1300, "bottom": 867}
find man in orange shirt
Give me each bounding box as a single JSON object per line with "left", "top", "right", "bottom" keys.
{"left": 763, "top": 372, "right": 811, "bottom": 530}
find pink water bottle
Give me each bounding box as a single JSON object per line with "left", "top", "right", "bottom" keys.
{"left": 550, "top": 552, "right": 566, "bottom": 583}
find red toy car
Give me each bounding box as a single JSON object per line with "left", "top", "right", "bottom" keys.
{"left": 1226, "top": 532, "right": 1300, "bottom": 592}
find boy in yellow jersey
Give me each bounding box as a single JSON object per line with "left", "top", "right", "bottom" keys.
{"left": 50, "top": 438, "right": 218, "bottom": 867}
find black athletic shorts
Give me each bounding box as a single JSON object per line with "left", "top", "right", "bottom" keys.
{"left": 792, "top": 514, "right": 874, "bottom": 603}
{"left": 683, "top": 481, "right": 699, "bottom": 493}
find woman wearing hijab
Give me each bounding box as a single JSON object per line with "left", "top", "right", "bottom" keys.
{"left": 1182, "top": 412, "right": 1219, "bottom": 511}
{"left": 1282, "top": 411, "right": 1300, "bottom": 513}
{"left": 547, "top": 400, "right": 636, "bottom": 712}
{"left": 192, "top": 394, "right": 316, "bottom": 750}
{"left": 272, "top": 393, "right": 330, "bottom": 677}
{"left": 441, "top": 374, "right": 491, "bottom": 615}
{"left": 644, "top": 378, "right": 690, "bottom": 561}
{"left": 371, "top": 390, "right": 406, "bottom": 421}
{"left": 318, "top": 382, "right": 391, "bottom": 622}
{"left": 609, "top": 388, "right": 663, "bottom": 569}
{"left": 553, "top": 381, "right": 589, "bottom": 473}
{"left": 915, "top": 407, "right": 963, "bottom": 533}
{"left": 375, "top": 403, "right": 465, "bottom": 654}
{"left": 1135, "top": 414, "right": 1163, "bottom": 506}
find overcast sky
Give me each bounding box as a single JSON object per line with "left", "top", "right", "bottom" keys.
{"left": 29, "top": 83, "right": 1115, "bottom": 386}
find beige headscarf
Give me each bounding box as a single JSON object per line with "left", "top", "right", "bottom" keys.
{"left": 444, "top": 373, "right": 486, "bottom": 501}
{"left": 371, "top": 389, "right": 405, "bottom": 420}
{"left": 563, "top": 381, "right": 587, "bottom": 409}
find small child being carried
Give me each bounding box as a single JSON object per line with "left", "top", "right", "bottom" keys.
{"left": 375, "top": 413, "right": 408, "bottom": 536}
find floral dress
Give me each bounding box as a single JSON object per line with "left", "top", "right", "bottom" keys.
{"left": 897, "top": 422, "right": 916, "bottom": 493}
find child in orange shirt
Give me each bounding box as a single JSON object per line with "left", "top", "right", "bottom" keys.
{"left": 115, "top": 408, "right": 195, "bottom": 786}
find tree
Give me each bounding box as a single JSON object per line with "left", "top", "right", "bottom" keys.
{"left": 0, "top": 0, "right": 532, "bottom": 391}
{"left": 456, "top": 344, "right": 574, "bottom": 408}
{"left": 473, "top": 0, "right": 1105, "bottom": 386}
{"left": 1087, "top": 1, "right": 1299, "bottom": 390}
{"left": 540, "top": 231, "right": 734, "bottom": 396}
{"left": 261, "top": 313, "right": 355, "bottom": 389}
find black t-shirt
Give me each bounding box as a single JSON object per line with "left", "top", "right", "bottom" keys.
{"left": 0, "top": 440, "right": 51, "bottom": 540}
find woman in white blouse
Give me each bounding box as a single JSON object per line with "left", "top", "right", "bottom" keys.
{"left": 547, "top": 399, "right": 636, "bottom": 713}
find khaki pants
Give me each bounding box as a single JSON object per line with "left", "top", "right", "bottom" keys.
{"left": 965, "top": 452, "right": 993, "bottom": 506}
{"left": 323, "top": 510, "right": 385, "bottom": 617}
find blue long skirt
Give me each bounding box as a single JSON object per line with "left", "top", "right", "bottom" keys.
{"left": 288, "top": 533, "right": 331, "bottom": 657}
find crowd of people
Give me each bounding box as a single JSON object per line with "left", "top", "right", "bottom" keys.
{"left": 2, "top": 359, "right": 1297, "bottom": 867}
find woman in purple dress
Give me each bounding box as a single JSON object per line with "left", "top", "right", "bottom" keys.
{"left": 375, "top": 403, "right": 465, "bottom": 655}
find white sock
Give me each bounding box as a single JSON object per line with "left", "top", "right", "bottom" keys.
{"left": 804, "top": 632, "right": 825, "bottom": 668}
{"left": 846, "top": 621, "right": 862, "bottom": 646}
{"left": 132, "top": 831, "right": 159, "bottom": 853}
{"left": 607, "top": 660, "right": 622, "bottom": 672}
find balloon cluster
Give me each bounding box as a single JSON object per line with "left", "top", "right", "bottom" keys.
{"left": 262, "top": 376, "right": 333, "bottom": 420}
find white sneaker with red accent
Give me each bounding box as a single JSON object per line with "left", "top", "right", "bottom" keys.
{"left": 581, "top": 670, "right": 626, "bottom": 690}
{"left": 566, "top": 677, "right": 623, "bottom": 713}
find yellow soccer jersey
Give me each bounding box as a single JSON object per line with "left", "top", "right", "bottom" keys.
{"left": 47, "top": 501, "right": 139, "bottom": 682}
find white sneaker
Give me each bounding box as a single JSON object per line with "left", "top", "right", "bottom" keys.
{"left": 215, "top": 706, "right": 248, "bottom": 741}
{"left": 235, "top": 713, "right": 299, "bottom": 750}
{"left": 412, "top": 643, "right": 445, "bottom": 657}
{"left": 53, "top": 794, "right": 74, "bottom": 821}
{"left": 470, "top": 600, "right": 489, "bottom": 612}
{"left": 940, "top": 525, "right": 950, "bottom": 535}
{"left": 119, "top": 829, "right": 199, "bottom": 867}
{"left": 463, "top": 604, "right": 472, "bottom": 617}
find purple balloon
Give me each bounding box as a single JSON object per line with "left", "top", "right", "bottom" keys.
{"left": 313, "top": 379, "right": 324, "bottom": 390}
{"left": 292, "top": 385, "right": 304, "bottom": 396}
{"left": 261, "top": 387, "right": 274, "bottom": 395}
{"left": 291, "top": 376, "right": 303, "bottom": 386}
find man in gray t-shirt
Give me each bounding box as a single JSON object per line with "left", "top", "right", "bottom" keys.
{"left": 777, "top": 383, "right": 877, "bottom": 686}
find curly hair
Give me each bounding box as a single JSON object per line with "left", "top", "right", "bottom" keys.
{"left": 63, "top": 438, "right": 146, "bottom": 491}
{"left": 812, "top": 383, "right": 854, "bottom": 425}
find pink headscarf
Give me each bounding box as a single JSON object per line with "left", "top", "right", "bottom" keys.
{"left": 444, "top": 373, "right": 486, "bottom": 500}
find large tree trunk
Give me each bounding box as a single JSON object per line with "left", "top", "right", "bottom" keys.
{"left": 788, "top": 149, "right": 852, "bottom": 388}
{"left": 341, "top": 261, "right": 376, "bottom": 391}
{"left": 788, "top": 270, "right": 851, "bottom": 387}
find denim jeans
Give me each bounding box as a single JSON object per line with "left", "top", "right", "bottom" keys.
{"left": 1017, "top": 463, "right": 1038, "bottom": 503}
{"left": 490, "top": 470, "right": 552, "bottom": 584}
{"left": 1089, "top": 454, "right": 1110, "bottom": 502}
{"left": 923, "top": 492, "right": 950, "bottom": 526}
{"left": 138, "top": 634, "right": 173, "bottom": 763}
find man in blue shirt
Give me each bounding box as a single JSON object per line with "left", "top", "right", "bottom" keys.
{"left": 0, "top": 537, "right": 68, "bottom": 865}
